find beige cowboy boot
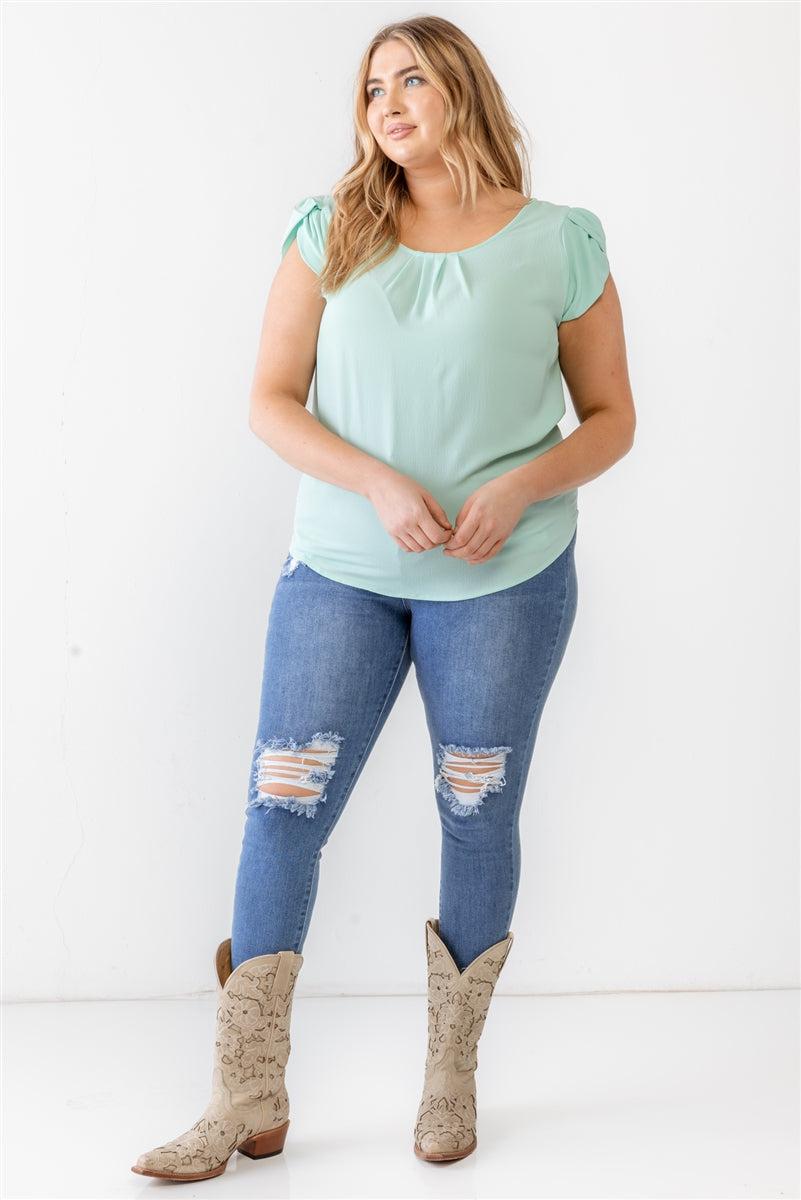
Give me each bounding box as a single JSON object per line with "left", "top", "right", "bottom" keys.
{"left": 413, "top": 917, "right": 514, "bottom": 1161}
{"left": 132, "top": 938, "right": 303, "bottom": 1181}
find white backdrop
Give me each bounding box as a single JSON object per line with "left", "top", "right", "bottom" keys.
{"left": 2, "top": 2, "right": 798, "bottom": 1002}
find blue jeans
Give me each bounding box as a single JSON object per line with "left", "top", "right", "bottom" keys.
{"left": 231, "top": 528, "right": 578, "bottom": 972}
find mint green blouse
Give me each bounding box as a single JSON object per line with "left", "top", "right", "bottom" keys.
{"left": 280, "top": 194, "right": 610, "bottom": 600}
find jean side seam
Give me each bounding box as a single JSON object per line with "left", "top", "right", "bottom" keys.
{"left": 504, "top": 554, "right": 572, "bottom": 934}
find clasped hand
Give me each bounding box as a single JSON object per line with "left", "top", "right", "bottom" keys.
{"left": 443, "top": 475, "right": 528, "bottom": 563}
{"left": 369, "top": 469, "right": 527, "bottom": 565}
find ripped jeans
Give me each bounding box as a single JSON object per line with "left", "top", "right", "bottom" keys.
{"left": 230, "top": 528, "right": 578, "bottom": 972}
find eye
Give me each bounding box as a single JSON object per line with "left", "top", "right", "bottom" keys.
{"left": 367, "top": 75, "right": 426, "bottom": 101}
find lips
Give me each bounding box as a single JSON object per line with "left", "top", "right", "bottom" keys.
{"left": 387, "top": 124, "right": 416, "bottom": 139}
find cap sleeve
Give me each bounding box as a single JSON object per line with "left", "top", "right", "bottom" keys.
{"left": 280, "top": 194, "right": 332, "bottom": 275}
{"left": 559, "top": 206, "right": 610, "bottom": 322}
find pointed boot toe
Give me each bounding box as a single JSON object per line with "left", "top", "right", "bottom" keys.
{"left": 131, "top": 938, "right": 302, "bottom": 1182}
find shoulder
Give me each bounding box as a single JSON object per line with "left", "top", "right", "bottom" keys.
{"left": 558, "top": 203, "right": 606, "bottom": 250}
{"left": 529, "top": 198, "right": 606, "bottom": 248}
{"left": 291, "top": 193, "right": 335, "bottom": 219}
{"left": 280, "top": 193, "right": 335, "bottom": 273}
{"left": 282, "top": 193, "right": 334, "bottom": 241}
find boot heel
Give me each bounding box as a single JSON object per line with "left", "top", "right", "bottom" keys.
{"left": 238, "top": 1120, "right": 290, "bottom": 1159}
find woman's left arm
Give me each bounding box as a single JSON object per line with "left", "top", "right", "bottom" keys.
{"left": 516, "top": 274, "right": 636, "bottom": 505}
{"left": 444, "top": 275, "right": 636, "bottom": 562}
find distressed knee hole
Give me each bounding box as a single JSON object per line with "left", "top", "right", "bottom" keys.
{"left": 435, "top": 742, "right": 513, "bottom": 816}
{"left": 248, "top": 731, "right": 344, "bottom": 818}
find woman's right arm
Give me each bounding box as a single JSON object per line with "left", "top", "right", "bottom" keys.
{"left": 248, "top": 240, "right": 384, "bottom": 498}
{"left": 247, "top": 241, "right": 453, "bottom": 553}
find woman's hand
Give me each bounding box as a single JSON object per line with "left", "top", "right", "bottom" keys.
{"left": 443, "top": 475, "right": 527, "bottom": 564}
{"left": 366, "top": 467, "right": 455, "bottom": 553}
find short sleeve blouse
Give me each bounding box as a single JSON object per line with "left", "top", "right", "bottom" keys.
{"left": 560, "top": 207, "right": 609, "bottom": 321}
{"left": 278, "top": 194, "right": 611, "bottom": 601}
{"left": 281, "top": 195, "right": 331, "bottom": 275}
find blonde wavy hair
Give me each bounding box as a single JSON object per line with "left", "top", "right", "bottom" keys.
{"left": 318, "top": 14, "right": 533, "bottom": 293}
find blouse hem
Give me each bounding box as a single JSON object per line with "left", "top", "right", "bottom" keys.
{"left": 287, "top": 520, "right": 577, "bottom": 602}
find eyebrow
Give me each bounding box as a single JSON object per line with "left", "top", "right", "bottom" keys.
{"left": 366, "top": 64, "right": 421, "bottom": 87}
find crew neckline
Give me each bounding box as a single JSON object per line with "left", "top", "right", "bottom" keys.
{"left": 397, "top": 197, "right": 537, "bottom": 258}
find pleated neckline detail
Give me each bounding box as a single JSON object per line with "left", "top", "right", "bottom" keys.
{"left": 396, "top": 198, "right": 538, "bottom": 259}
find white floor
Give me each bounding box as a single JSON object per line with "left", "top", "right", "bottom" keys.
{"left": 2, "top": 988, "right": 798, "bottom": 1199}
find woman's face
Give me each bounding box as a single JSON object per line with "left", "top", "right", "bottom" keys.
{"left": 365, "top": 39, "right": 446, "bottom": 167}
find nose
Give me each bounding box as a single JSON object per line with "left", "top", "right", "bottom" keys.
{"left": 382, "top": 84, "right": 407, "bottom": 116}
{"left": 384, "top": 104, "right": 408, "bottom": 127}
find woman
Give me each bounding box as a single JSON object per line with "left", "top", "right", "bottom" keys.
{"left": 132, "top": 13, "right": 635, "bottom": 1182}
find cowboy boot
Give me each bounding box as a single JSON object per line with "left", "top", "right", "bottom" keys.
{"left": 413, "top": 917, "right": 514, "bottom": 1162}
{"left": 132, "top": 938, "right": 303, "bottom": 1181}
